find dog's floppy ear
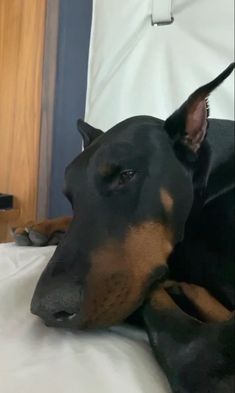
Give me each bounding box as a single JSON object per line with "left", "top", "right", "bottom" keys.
{"left": 164, "top": 63, "right": 235, "bottom": 155}
{"left": 77, "top": 119, "right": 103, "bottom": 148}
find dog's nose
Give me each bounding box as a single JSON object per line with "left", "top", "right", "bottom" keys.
{"left": 30, "top": 283, "right": 84, "bottom": 327}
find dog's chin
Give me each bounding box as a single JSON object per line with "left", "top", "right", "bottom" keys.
{"left": 80, "top": 303, "right": 140, "bottom": 330}
{"left": 78, "top": 291, "right": 148, "bottom": 330}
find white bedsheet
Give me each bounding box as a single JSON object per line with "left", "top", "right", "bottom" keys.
{"left": 0, "top": 243, "right": 171, "bottom": 393}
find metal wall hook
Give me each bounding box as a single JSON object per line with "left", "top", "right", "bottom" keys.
{"left": 151, "top": 17, "right": 174, "bottom": 26}
{"left": 151, "top": 0, "right": 174, "bottom": 26}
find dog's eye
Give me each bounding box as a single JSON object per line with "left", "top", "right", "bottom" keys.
{"left": 98, "top": 167, "right": 137, "bottom": 195}
{"left": 118, "top": 169, "right": 136, "bottom": 186}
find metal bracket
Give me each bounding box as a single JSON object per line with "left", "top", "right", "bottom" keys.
{"left": 151, "top": 17, "right": 174, "bottom": 26}
{"left": 151, "top": 0, "right": 174, "bottom": 26}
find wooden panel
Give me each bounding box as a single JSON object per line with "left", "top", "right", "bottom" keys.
{"left": 38, "top": 0, "right": 59, "bottom": 220}
{"left": 0, "top": 0, "right": 46, "bottom": 240}
{"left": 0, "top": 209, "right": 20, "bottom": 242}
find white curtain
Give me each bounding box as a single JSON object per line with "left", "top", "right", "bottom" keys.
{"left": 85, "top": 0, "right": 234, "bottom": 130}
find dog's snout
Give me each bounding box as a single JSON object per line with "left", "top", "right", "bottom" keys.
{"left": 31, "top": 282, "right": 83, "bottom": 327}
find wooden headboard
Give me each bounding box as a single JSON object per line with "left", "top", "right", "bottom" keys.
{"left": 0, "top": 0, "right": 46, "bottom": 241}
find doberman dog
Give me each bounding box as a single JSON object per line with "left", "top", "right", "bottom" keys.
{"left": 13, "top": 64, "right": 235, "bottom": 393}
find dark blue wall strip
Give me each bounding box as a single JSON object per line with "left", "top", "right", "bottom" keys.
{"left": 49, "top": 0, "right": 92, "bottom": 217}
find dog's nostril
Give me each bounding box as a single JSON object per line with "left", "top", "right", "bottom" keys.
{"left": 53, "top": 311, "right": 77, "bottom": 322}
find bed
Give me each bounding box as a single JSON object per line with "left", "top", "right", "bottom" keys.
{"left": 0, "top": 1, "right": 234, "bottom": 392}
{"left": 0, "top": 243, "right": 170, "bottom": 393}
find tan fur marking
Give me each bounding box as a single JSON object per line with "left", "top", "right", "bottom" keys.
{"left": 160, "top": 188, "right": 174, "bottom": 214}
{"left": 82, "top": 221, "right": 173, "bottom": 327}
{"left": 14, "top": 217, "right": 72, "bottom": 237}
{"left": 14, "top": 221, "right": 34, "bottom": 235}
{"left": 150, "top": 287, "right": 179, "bottom": 311}
{"left": 30, "top": 216, "right": 72, "bottom": 237}
{"left": 99, "top": 164, "right": 116, "bottom": 177}
{"left": 124, "top": 221, "right": 173, "bottom": 278}
{"left": 159, "top": 281, "right": 233, "bottom": 322}
{"left": 180, "top": 283, "right": 233, "bottom": 322}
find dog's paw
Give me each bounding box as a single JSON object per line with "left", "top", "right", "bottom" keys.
{"left": 11, "top": 226, "right": 33, "bottom": 246}
{"left": 11, "top": 223, "right": 60, "bottom": 247}
{"left": 11, "top": 217, "right": 72, "bottom": 247}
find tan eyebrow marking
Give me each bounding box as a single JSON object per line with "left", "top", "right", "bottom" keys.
{"left": 98, "top": 164, "right": 118, "bottom": 177}
{"left": 160, "top": 188, "right": 174, "bottom": 214}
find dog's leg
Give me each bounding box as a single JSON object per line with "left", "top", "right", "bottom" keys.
{"left": 178, "top": 282, "right": 233, "bottom": 322}
{"left": 162, "top": 281, "right": 233, "bottom": 322}
{"left": 143, "top": 287, "right": 235, "bottom": 393}
{"left": 12, "top": 216, "right": 72, "bottom": 246}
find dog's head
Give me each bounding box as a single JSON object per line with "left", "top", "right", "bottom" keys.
{"left": 31, "top": 63, "right": 234, "bottom": 328}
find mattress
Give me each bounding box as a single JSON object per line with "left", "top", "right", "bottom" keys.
{"left": 0, "top": 243, "right": 171, "bottom": 393}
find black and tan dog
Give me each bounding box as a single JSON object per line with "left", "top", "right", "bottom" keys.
{"left": 14, "top": 64, "right": 235, "bottom": 392}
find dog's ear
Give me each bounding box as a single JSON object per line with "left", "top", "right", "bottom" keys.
{"left": 164, "top": 63, "right": 235, "bottom": 155}
{"left": 77, "top": 119, "right": 103, "bottom": 148}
